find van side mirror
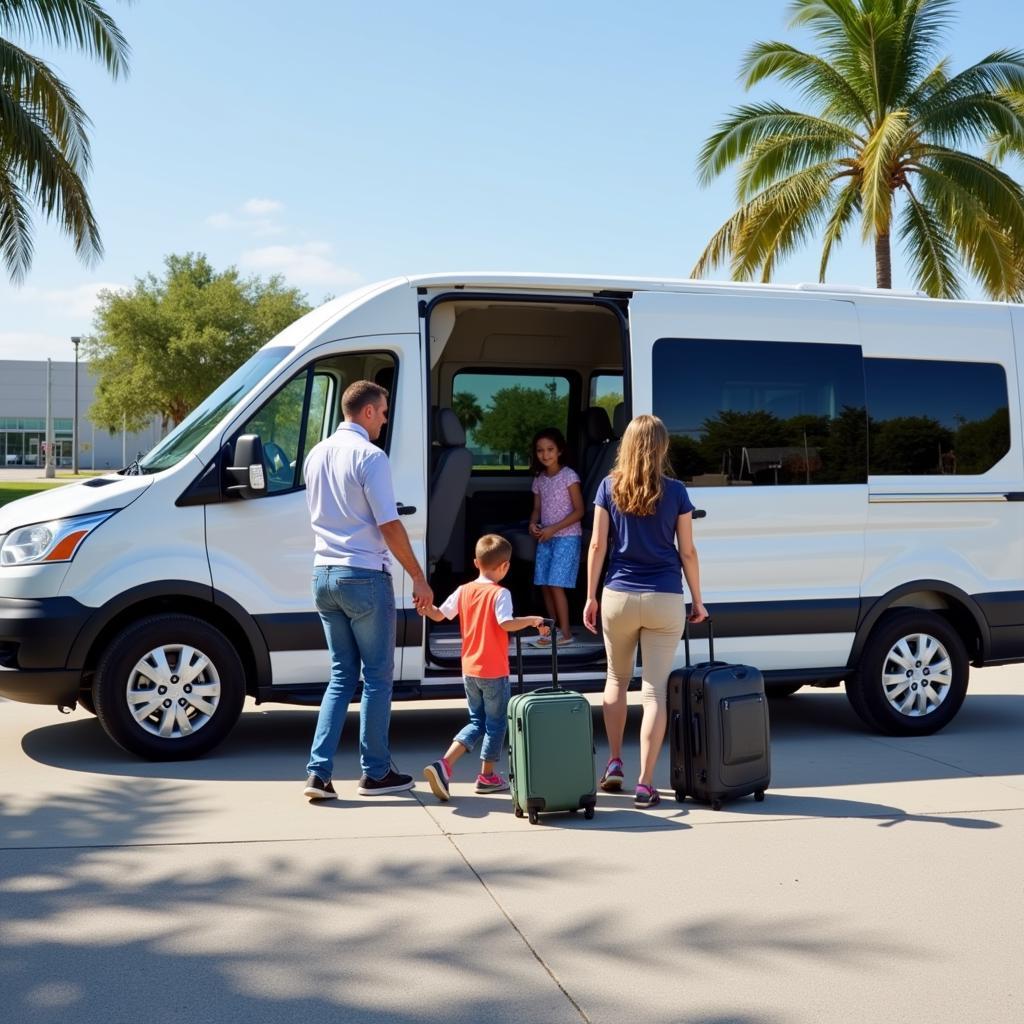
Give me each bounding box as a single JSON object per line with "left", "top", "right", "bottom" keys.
{"left": 226, "top": 434, "right": 268, "bottom": 499}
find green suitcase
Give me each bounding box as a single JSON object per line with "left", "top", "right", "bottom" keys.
{"left": 508, "top": 628, "right": 597, "bottom": 824}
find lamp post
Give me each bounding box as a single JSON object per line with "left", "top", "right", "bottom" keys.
{"left": 71, "top": 336, "right": 81, "bottom": 475}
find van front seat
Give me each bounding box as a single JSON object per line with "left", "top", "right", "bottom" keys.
{"left": 428, "top": 408, "right": 473, "bottom": 568}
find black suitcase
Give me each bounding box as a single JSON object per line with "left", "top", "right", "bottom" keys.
{"left": 669, "top": 619, "right": 771, "bottom": 809}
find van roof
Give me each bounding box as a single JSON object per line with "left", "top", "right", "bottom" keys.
{"left": 404, "top": 271, "right": 1017, "bottom": 309}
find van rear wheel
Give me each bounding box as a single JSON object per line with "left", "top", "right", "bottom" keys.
{"left": 848, "top": 610, "right": 968, "bottom": 736}
{"left": 93, "top": 614, "right": 245, "bottom": 760}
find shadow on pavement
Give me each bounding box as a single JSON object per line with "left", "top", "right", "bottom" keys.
{"left": 0, "top": 783, "right": 919, "bottom": 1024}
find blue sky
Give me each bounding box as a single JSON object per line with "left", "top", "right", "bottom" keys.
{"left": 2, "top": 0, "right": 1022, "bottom": 362}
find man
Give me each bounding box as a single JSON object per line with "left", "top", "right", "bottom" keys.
{"left": 302, "top": 379, "right": 433, "bottom": 800}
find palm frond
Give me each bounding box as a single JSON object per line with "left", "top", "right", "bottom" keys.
{"left": 0, "top": 0, "right": 130, "bottom": 78}
{"left": 890, "top": 0, "right": 957, "bottom": 98}
{"left": 819, "top": 175, "right": 861, "bottom": 280}
{"left": 916, "top": 91, "right": 1024, "bottom": 150}
{"left": 736, "top": 129, "right": 852, "bottom": 200}
{"left": 691, "top": 207, "right": 747, "bottom": 279}
{"left": 0, "top": 161, "right": 33, "bottom": 282}
{"left": 913, "top": 50, "right": 1024, "bottom": 116}
{"left": 918, "top": 144, "right": 1024, "bottom": 237}
{"left": 740, "top": 41, "right": 870, "bottom": 123}
{"left": 913, "top": 163, "right": 1020, "bottom": 298}
{"left": 0, "top": 36, "right": 91, "bottom": 168}
{"left": 899, "top": 180, "right": 963, "bottom": 297}
{"left": 698, "top": 102, "right": 857, "bottom": 184}
{"left": 729, "top": 163, "right": 836, "bottom": 280}
{"left": 860, "top": 109, "right": 910, "bottom": 237}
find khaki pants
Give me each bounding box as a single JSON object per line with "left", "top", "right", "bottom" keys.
{"left": 601, "top": 589, "right": 685, "bottom": 706}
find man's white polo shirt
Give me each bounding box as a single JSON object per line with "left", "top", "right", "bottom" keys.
{"left": 303, "top": 422, "right": 398, "bottom": 570}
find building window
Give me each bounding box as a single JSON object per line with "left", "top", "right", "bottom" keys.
{"left": 652, "top": 338, "right": 867, "bottom": 486}
{"left": 865, "top": 358, "right": 1010, "bottom": 475}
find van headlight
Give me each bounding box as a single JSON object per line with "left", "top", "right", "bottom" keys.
{"left": 0, "top": 511, "right": 114, "bottom": 566}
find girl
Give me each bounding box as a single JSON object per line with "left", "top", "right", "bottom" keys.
{"left": 528, "top": 427, "right": 584, "bottom": 647}
{"left": 583, "top": 414, "right": 708, "bottom": 807}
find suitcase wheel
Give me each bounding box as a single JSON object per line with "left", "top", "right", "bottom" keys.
{"left": 675, "top": 790, "right": 685, "bottom": 804}
{"left": 754, "top": 790, "right": 765, "bottom": 802}
{"left": 711, "top": 798, "right": 723, "bottom": 811}
{"left": 528, "top": 809, "right": 539, "bottom": 825}
{"left": 584, "top": 806, "right": 594, "bottom": 820}
{"left": 514, "top": 803, "right": 524, "bottom": 818}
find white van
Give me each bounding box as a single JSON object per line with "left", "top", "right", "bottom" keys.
{"left": 2, "top": 274, "right": 1022, "bottom": 759}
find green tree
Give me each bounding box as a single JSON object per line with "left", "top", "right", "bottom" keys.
{"left": 84, "top": 253, "right": 311, "bottom": 431}
{"left": 594, "top": 391, "right": 623, "bottom": 424}
{"left": 693, "top": 0, "right": 1024, "bottom": 299}
{"left": 0, "top": 0, "right": 130, "bottom": 282}
{"left": 452, "top": 391, "right": 484, "bottom": 433}
{"left": 472, "top": 384, "right": 569, "bottom": 468}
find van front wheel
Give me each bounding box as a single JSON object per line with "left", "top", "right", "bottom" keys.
{"left": 93, "top": 614, "right": 245, "bottom": 760}
{"left": 848, "top": 610, "right": 968, "bottom": 736}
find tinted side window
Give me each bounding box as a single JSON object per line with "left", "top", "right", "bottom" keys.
{"left": 452, "top": 371, "right": 572, "bottom": 472}
{"left": 865, "top": 358, "right": 1010, "bottom": 475}
{"left": 652, "top": 339, "right": 867, "bottom": 486}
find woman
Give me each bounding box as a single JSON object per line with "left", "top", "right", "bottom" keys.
{"left": 583, "top": 414, "right": 708, "bottom": 807}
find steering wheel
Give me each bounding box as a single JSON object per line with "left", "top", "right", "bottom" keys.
{"left": 263, "top": 442, "right": 294, "bottom": 486}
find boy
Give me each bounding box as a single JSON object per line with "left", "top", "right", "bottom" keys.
{"left": 419, "top": 534, "right": 548, "bottom": 800}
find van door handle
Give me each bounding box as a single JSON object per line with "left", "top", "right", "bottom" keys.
{"left": 396, "top": 503, "right": 417, "bottom": 515}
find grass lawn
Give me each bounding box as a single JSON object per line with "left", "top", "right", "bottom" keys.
{"left": 0, "top": 481, "right": 71, "bottom": 508}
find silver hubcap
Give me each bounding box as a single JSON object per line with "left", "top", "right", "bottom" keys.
{"left": 881, "top": 633, "right": 952, "bottom": 717}
{"left": 126, "top": 644, "right": 221, "bottom": 738}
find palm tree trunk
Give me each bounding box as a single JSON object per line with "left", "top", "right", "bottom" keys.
{"left": 875, "top": 232, "right": 892, "bottom": 289}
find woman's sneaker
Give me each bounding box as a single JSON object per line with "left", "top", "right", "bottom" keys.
{"left": 357, "top": 769, "right": 415, "bottom": 795}
{"left": 599, "top": 758, "right": 624, "bottom": 792}
{"left": 475, "top": 772, "right": 508, "bottom": 793}
{"left": 423, "top": 759, "right": 451, "bottom": 802}
{"left": 634, "top": 784, "right": 661, "bottom": 808}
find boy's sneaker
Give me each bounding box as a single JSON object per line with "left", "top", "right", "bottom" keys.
{"left": 423, "top": 760, "right": 451, "bottom": 802}
{"left": 303, "top": 774, "right": 337, "bottom": 801}
{"left": 634, "top": 784, "right": 661, "bottom": 808}
{"left": 475, "top": 772, "right": 508, "bottom": 793}
{"left": 357, "top": 769, "right": 415, "bottom": 796}
{"left": 599, "top": 758, "right": 624, "bottom": 792}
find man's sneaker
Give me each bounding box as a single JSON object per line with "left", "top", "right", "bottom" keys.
{"left": 599, "top": 758, "right": 624, "bottom": 792}
{"left": 303, "top": 774, "right": 337, "bottom": 801}
{"left": 423, "top": 760, "right": 451, "bottom": 802}
{"left": 475, "top": 772, "right": 508, "bottom": 793}
{"left": 357, "top": 769, "right": 415, "bottom": 796}
{"left": 634, "top": 784, "right": 661, "bottom": 808}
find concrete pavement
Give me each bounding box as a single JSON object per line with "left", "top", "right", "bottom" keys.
{"left": 1, "top": 670, "right": 1023, "bottom": 1023}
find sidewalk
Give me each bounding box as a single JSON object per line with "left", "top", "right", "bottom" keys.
{"left": 1, "top": 669, "right": 1022, "bottom": 1023}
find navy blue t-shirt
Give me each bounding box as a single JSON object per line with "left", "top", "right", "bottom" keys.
{"left": 594, "top": 476, "right": 695, "bottom": 594}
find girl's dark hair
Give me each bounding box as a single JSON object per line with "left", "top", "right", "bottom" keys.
{"left": 530, "top": 427, "right": 572, "bottom": 475}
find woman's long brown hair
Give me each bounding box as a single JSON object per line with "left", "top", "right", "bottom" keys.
{"left": 610, "top": 414, "right": 673, "bottom": 516}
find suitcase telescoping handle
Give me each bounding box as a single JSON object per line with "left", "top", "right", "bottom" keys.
{"left": 683, "top": 614, "right": 716, "bottom": 667}
{"left": 514, "top": 618, "right": 557, "bottom": 695}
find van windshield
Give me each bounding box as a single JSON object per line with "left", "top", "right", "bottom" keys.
{"left": 136, "top": 346, "right": 294, "bottom": 474}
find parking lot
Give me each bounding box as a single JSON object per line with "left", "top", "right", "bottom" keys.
{"left": 1, "top": 669, "right": 1022, "bottom": 1024}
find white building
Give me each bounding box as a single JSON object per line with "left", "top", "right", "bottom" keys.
{"left": 0, "top": 360, "right": 165, "bottom": 470}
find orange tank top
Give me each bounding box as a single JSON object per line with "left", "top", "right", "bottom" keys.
{"left": 458, "top": 581, "right": 510, "bottom": 678}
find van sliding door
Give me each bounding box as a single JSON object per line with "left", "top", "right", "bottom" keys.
{"left": 628, "top": 291, "right": 867, "bottom": 672}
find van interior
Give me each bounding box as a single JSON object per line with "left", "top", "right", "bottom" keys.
{"left": 425, "top": 297, "right": 628, "bottom": 676}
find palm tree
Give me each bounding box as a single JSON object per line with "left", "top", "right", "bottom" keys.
{"left": 0, "top": 0, "right": 130, "bottom": 283}
{"left": 692, "top": 0, "right": 1024, "bottom": 300}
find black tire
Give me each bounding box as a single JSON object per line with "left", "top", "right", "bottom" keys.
{"left": 584, "top": 806, "right": 595, "bottom": 820}
{"left": 93, "top": 613, "right": 245, "bottom": 760}
{"left": 711, "top": 798, "right": 723, "bottom": 811}
{"left": 675, "top": 789, "right": 685, "bottom": 803}
{"left": 766, "top": 682, "right": 803, "bottom": 698}
{"left": 754, "top": 790, "right": 765, "bottom": 802}
{"left": 848, "top": 609, "right": 969, "bottom": 736}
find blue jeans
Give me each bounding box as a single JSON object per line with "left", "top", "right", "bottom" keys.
{"left": 306, "top": 566, "right": 396, "bottom": 782}
{"left": 454, "top": 675, "right": 511, "bottom": 764}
